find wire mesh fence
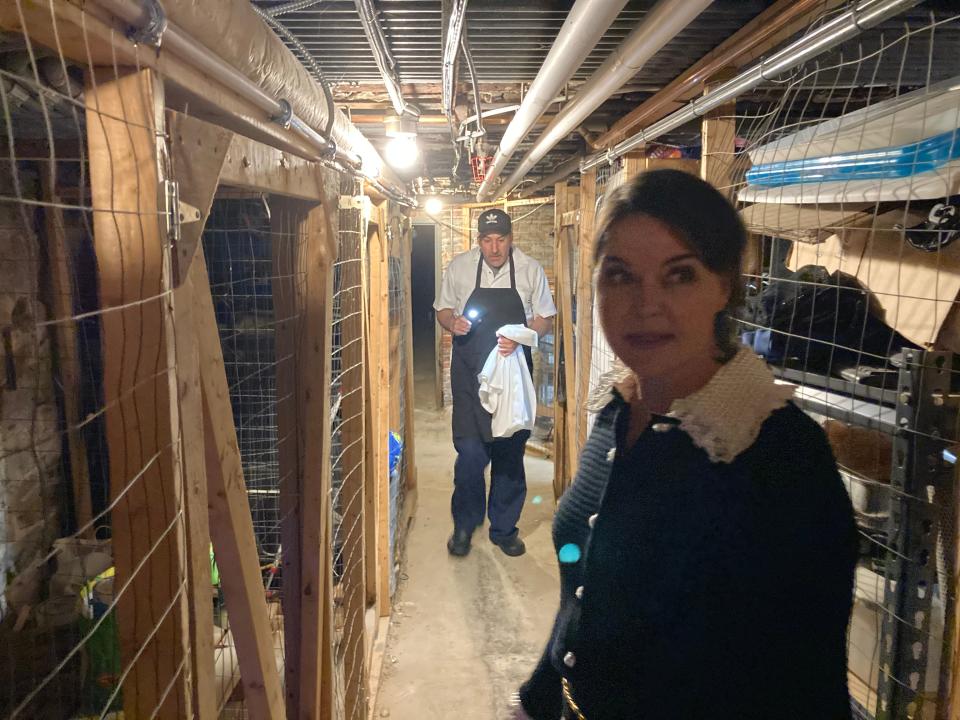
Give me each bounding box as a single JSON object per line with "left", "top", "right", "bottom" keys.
{"left": 0, "top": 19, "right": 193, "bottom": 719}
{"left": 729, "top": 9, "right": 960, "bottom": 718}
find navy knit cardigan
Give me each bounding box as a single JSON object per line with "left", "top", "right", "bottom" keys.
{"left": 519, "top": 395, "right": 858, "bottom": 720}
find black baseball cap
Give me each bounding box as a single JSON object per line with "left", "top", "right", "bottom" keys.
{"left": 477, "top": 208, "right": 512, "bottom": 237}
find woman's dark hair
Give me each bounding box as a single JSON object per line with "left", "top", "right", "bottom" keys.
{"left": 594, "top": 168, "right": 747, "bottom": 361}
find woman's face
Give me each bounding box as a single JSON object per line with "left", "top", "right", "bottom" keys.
{"left": 597, "top": 214, "right": 730, "bottom": 380}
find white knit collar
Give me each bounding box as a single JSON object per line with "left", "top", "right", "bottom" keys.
{"left": 588, "top": 347, "right": 796, "bottom": 464}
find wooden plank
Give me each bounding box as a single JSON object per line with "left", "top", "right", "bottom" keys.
{"left": 339, "top": 178, "right": 369, "bottom": 720}
{"left": 553, "top": 182, "right": 579, "bottom": 498}
{"left": 85, "top": 66, "right": 189, "bottom": 719}
{"left": 270, "top": 200, "right": 305, "bottom": 717}
{"left": 168, "top": 112, "right": 232, "bottom": 287}
{"left": 552, "top": 183, "right": 568, "bottom": 500}
{"left": 461, "top": 206, "right": 472, "bottom": 250}
{"left": 369, "top": 220, "right": 392, "bottom": 617}
{"left": 191, "top": 245, "right": 285, "bottom": 719}
{"left": 400, "top": 217, "right": 418, "bottom": 492}
{"left": 39, "top": 167, "right": 92, "bottom": 535}
{"left": 574, "top": 169, "right": 597, "bottom": 453}
{"left": 458, "top": 196, "right": 555, "bottom": 209}
{"left": 700, "top": 69, "right": 738, "bottom": 198}
{"left": 295, "top": 195, "right": 339, "bottom": 720}
{"left": 622, "top": 152, "right": 647, "bottom": 181}
{"left": 220, "top": 135, "right": 326, "bottom": 202}
{"left": 168, "top": 111, "right": 231, "bottom": 720}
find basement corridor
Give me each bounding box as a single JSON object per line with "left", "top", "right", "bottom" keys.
{"left": 373, "top": 405, "right": 559, "bottom": 720}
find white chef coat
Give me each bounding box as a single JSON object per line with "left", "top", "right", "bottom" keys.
{"left": 434, "top": 246, "right": 557, "bottom": 321}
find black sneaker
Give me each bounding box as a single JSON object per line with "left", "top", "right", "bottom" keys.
{"left": 491, "top": 535, "right": 526, "bottom": 557}
{"left": 447, "top": 527, "right": 472, "bottom": 557}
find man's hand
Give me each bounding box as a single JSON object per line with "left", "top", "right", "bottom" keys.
{"left": 498, "top": 336, "right": 520, "bottom": 356}
{"left": 452, "top": 315, "right": 473, "bottom": 336}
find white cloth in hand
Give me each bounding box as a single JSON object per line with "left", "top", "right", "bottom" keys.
{"left": 477, "top": 324, "right": 538, "bottom": 438}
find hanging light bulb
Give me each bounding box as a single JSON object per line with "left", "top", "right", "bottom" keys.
{"left": 424, "top": 197, "right": 443, "bottom": 215}
{"left": 385, "top": 136, "right": 419, "bottom": 171}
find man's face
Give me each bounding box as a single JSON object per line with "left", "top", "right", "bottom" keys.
{"left": 478, "top": 232, "right": 513, "bottom": 269}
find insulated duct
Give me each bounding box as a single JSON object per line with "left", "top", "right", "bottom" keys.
{"left": 580, "top": 0, "right": 925, "bottom": 172}
{"left": 486, "top": 0, "right": 712, "bottom": 200}
{"left": 474, "top": 0, "right": 629, "bottom": 201}
{"left": 89, "top": 0, "right": 412, "bottom": 202}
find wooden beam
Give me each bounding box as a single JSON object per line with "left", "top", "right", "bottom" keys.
{"left": 271, "top": 200, "right": 304, "bottom": 717}
{"left": 168, "top": 113, "right": 232, "bottom": 287}
{"left": 168, "top": 111, "right": 232, "bottom": 720}
{"left": 457, "top": 196, "right": 555, "bottom": 209}
{"left": 271, "top": 191, "right": 340, "bottom": 720}
{"left": 85, "top": 66, "right": 189, "bottom": 719}
{"left": 700, "top": 69, "right": 738, "bottom": 198}
{"left": 553, "top": 182, "right": 579, "bottom": 498}
{"left": 39, "top": 166, "right": 92, "bottom": 535}
{"left": 400, "top": 216, "right": 418, "bottom": 493}
{"left": 339, "top": 178, "right": 369, "bottom": 720}
{"left": 552, "top": 183, "right": 569, "bottom": 501}
{"left": 220, "top": 135, "right": 326, "bottom": 202}
{"left": 369, "top": 219, "right": 392, "bottom": 617}
{"left": 574, "top": 170, "right": 597, "bottom": 453}
{"left": 191, "top": 245, "right": 285, "bottom": 719}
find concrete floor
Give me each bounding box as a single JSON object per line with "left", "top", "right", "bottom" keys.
{"left": 373, "top": 398, "right": 559, "bottom": 720}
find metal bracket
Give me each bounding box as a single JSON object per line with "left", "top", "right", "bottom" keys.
{"left": 271, "top": 99, "right": 294, "bottom": 130}
{"left": 162, "top": 179, "right": 181, "bottom": 247}
{"left": 876, "top": 349, "right": 954, "bottom": 719}
{"left": 127, "top": 0, "right": 168, "bottom": 48}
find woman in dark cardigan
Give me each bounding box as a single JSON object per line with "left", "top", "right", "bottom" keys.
{"left": 511, "top": 170, "right": 858, "bottom": 720}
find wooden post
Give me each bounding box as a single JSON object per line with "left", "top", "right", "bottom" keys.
{"left": 553, "top": 182, "right": 579, "bottom": 499}
{"left": 85, "top": 67, "right": 190, "bottom": 719}
{"left": 39, "top": 166, "right": 92, "bottom": 534}
{"left": 271, "top": 193, "right": 339, "bottom": 720}
{"left": 190, "top": 244, "right": 285, "bottom": 719}
{"left": 400, "top": 217, "right": 418, "bottom": 493}
{"left": 622, "top": 152, "right": 646, "bottom": 181}
{"left": 168, "top": 111, "right": 232, "bottom": 720}
{"left": 338, "top": 179, "right": 369, "bottom": 719}
{"left": 574, "top": 169, "right": 598, "bottom": 453}
{"left": 367, "top": 219, "right": 392, "bottom": 616}
{"left": 700, "top": 68, "right": 738, "bottom": 197}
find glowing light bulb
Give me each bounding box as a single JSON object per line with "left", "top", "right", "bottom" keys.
{"left": 385, "top": 136, "right": 419, "bottom": 171}
{"left": 424, "top": 197, "right": 443, "bottom": 215}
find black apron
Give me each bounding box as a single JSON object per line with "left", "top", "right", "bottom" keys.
{"left": 451, "top": 251, "right": 533, "bottom": 442}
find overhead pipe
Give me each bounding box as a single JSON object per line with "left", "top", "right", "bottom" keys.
{"left": 353, "top": 0, "right": 420, "bottom": 118}
{"left": 593, "top": 0, "right": 833, "bottom": 150}
{"left": 92, "top": 0, "right": 414, "bottom": 204}
{"left": 518, "top": 155, "right": 585, "bottom": 198}
{"left": 489, "top": 0, "right": 712, "bottom": 200}
{"left": 474, "top": 0, "right": 630, "bottom": 201}
{"left": 460, "top": 26, "right": 485, "bottom": 141}
{"left": 580, "top": 0, "right": 925, "bottom": 173}
{"left": 441, "top": 0, "right": 469, "bottom": 123}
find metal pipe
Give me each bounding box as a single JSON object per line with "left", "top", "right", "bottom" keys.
{"left": 593, "top": 0, "right": 831, "bottom": 149}
{"left": 442, "top": 0, "right": 469, "bottom": 120}
{"left": 580, "top": 0, "right": 924, "bottom": 172}
{"left": 91, "top": 0, "right": 415, "bottom": 204}
{"left": 265, "top": 0, "right": 325, "bottom": 17}
{"left": 460, "top": 27, "right": 485, "bottom": 139}
{"left": 474, "top": 0, "right": 629, "bottom": 201}
{"left": 518, "top": 155, "right": 585, "bottom": 198}
{"left": 353, "top": 0, "right": 420, "bottom": 118}
{"left": 489, "top": 0, "right": 712, "bottom": 200}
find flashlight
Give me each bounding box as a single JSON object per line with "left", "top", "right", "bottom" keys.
{"left": 466, "top": 308, "right": 480, "bottom": 320}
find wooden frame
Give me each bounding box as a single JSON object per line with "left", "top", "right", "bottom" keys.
{"left": 85, "top": 66, "right": 190, "bottom": 719}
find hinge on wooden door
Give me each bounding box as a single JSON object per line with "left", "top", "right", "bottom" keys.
{"left": 162, "top": 180, "right": 202, "bottom": 247}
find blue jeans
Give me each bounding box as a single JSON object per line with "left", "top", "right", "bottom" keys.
{"left": 452, "top": 430, "right": 530, "bottom": 541}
